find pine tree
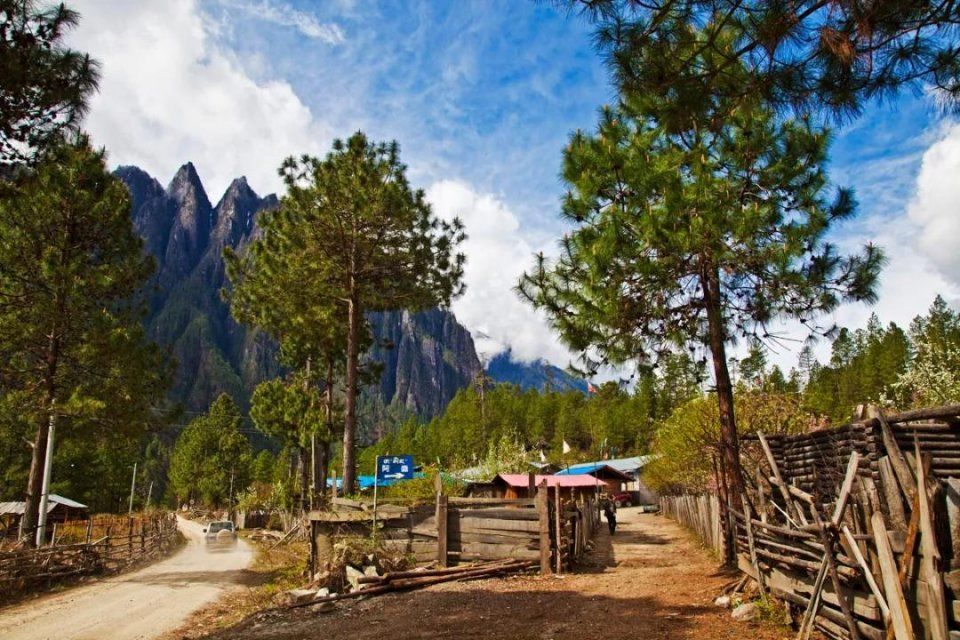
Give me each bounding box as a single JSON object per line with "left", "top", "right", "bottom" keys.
{"left": 0, "top": 136, "right": 167, "bottom": 541}
{"left": 168, "top": 394, "right": 251, "bottom": 507}
{"left": 236, "top": 133, "right": 465, "bottom": 494}
{"left": 0, "top": 1, "right": 100, "bottom": 165}
{"left": 566, "top": 0, "right": 960, "bottom": 119}
{"left": 249, "top": 374, "right": 328, "bottom": 509}
{"left": 518, "top": 49, "right": 882, "bottom": 516}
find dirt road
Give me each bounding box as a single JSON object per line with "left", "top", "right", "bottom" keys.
{"left": 0, "top": 517, "right": 254, "bottom": 640}
{"left": 208, "top": 507, "right": 791, "bottom": 640}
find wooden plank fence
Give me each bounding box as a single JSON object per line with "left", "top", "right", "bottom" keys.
{"left": 309, "top": 482, "right": 600, "bottom": 576}
{"left": 659, "top": 494, "right": 723, "bottom": 553}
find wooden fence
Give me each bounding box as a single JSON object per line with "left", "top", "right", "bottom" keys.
{"left": 309, "top": 481, "right": 599, "bottom": 576}
{"left": 661, "top": 404, "right": 960, "bottom": 640}
{"left": 0, "top": 512, "right": 181, "bottom": 597}
{"left": 659, "top": 494, "right": 723, "bottom": 553}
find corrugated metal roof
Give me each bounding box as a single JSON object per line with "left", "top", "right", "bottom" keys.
{"left": 556, "top": 455, "right": 658, "bottom": 476}
{"left": 495, "top": 474, "right": 602, "bottom": 488}
{"left": 0, "top": 494, "right": 87, "bottom": 515}
{"left": 553, "top": 463, "right": 631, "bottom": 480}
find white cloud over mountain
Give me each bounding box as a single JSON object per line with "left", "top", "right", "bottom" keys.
{"left": 426, "top": 180, "right": 573, "bottom": 366}
{"left": 65, "top": 0, "right": 960, "bottom": 375}
{"left": 69, "top": 0, "right": 335, "bottom": 197}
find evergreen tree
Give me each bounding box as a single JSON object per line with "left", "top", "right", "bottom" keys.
{"left": 738, "top": 342, "right": 768, "bottom": 387}
{"left": 518, "top": 49, "right": 882, "bottom": 508}
{"left": 249, "top": 374, "right": 328, "bottom": 509}
{"left": 0, "top": 1, "right": 100, "bottom": 165}
{"left": 567, "top": 0, "right": 960, "bottom": 119}
{"left": 168, "top": 394, "right": 251, "bottom": 507}
{"left": 0, "top": 137, "right": 167, "bottom": 539}
{"left": 246, "top": 133, "right": 465, "bottom": 494}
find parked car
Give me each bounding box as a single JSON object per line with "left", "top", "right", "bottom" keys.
{"left": 611, "top": 492, "right": 633, "bottom": 508}
{"left": 203, "top": 520, "right": 237, "bottom": 544}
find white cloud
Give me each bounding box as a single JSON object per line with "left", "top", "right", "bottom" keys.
{"left": 908, "top": 121, "right": 960, "bottom": 281}
{"left": 218, "top": 0, "right": 345, "bottom": 43}
{"left": 427, "top": 180, "right": 574, "bottom": 366}
{"left": 69, "top": 0, "right": 333, "bottom": 197}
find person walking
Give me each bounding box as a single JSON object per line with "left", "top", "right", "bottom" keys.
{"left": 603, "top": 500, "right": 617, "bottom": 535}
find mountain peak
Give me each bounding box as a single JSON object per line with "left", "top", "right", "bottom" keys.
{"left": 167, "top": 162, "right": 209, "bottom": 205}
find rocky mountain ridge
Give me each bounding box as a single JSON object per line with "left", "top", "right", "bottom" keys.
{"left": 117, "top": 163, "right": 482, "bottom": 416}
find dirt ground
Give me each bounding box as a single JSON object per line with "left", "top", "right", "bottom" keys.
{"left": 0, "top": 517, "right": 254, "bottom": 640}
{"left": 200, "top": 508, "right": 795, "bottom": 640}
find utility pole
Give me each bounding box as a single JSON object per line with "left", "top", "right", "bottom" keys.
{"left": 35, "top": 407, "right": 57, "bottom": 547}
{"left": 128, "top": 461, "right": 137, "bottom": 516}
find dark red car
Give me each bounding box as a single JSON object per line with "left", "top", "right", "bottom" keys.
{"left": 611, "top": 492, "right": 633, "bottom": 508}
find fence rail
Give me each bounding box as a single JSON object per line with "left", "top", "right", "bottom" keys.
{"left": 0, "top": 512, "right": 181, "bottom": 597}
{"left": 659, "top": 494, "right": 722, "bottom": 553}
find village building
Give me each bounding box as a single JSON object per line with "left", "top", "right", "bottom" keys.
{"left": 0, "top": 494, "right": 89, "bottom": 538}
{"left": 555, "top": 455, "right": 659, "bottom": 506}
{"left": 491, "top": 473, "right": 603, "bottom": 501}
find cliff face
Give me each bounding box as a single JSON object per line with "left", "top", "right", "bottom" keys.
{"left": 117, "top": 164, "right": 482, "bottom": 416}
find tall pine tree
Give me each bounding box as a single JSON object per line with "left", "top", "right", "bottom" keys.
{"left": 0, "top": 137, "right": 167, "bottom": 542}
{"left": 234, "top": 133, "right": 465, "bottom": 494}
{"left": 518, "top": 49, "right": 882, "bottom": 521}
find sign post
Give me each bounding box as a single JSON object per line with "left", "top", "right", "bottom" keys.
{"left": 373, "top": 455, "right": 414, "bottom": 534}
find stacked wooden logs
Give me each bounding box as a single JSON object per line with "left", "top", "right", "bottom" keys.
{"left": 287, "top": 559, "right": 537, "bottom": 609}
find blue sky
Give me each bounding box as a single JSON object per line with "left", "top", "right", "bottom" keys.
{"left": 70, "top": 0, "right": 960, "bottom": 374}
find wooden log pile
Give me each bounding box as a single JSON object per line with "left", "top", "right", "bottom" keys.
{"left": 733, "top": 404, "right": 960, "bottom": 640}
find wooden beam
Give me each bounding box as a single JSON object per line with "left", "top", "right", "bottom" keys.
{"left": 435, "top": 493, "right": 448, "bottom": 568}
{"left": 537, "top": 480, "right": 550, "bottom": 575}
{"left": 915, "top": 440, "right": 949, "bottom": 640}
{"left": 872, "top": 511, "right": 915, "bottom": 640}
{"left": 832, "top": 452, "right": 861, "bottom": 526}
{"left": 759, "top": 432, "right": 807, "bottom": 526}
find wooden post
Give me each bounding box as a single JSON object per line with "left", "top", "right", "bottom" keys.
{"left": 436, "top": 493, "right": 448, "bottom": 568}
{"left": 740, "top": 495, "right": 765, "bottom": 596}
{"left": 527, "top": 472, "right": 535, "bottom": 498}
{"left": 140, "top": 520, "right": 145, "bottom": 553}
{"left": 554, "top": 484, "right": 562, "bottom": 574}
{"left": 85, "top": 518, "right": 92, "bottom": 544}
{"left": 536, "top": 480, "right": 550, "bottom": 575}
{"left": 128, "top": 518, "right": 134, "bottom": 559}
{"left": 332, "top": 470, "right": 338, "bottom": 499}
{"left": 873, "top": 511, "right": 914, "bottom": 640}
{"left": 915, "top": 442, "right": 949, "bottom": 640}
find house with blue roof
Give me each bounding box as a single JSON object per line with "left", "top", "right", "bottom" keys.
{"left": 556, "top": 455, "right": 659, "bottom": 506}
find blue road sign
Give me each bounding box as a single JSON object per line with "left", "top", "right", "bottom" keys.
{"left": 376, "top": 455, "right": 414, "bottom": 481}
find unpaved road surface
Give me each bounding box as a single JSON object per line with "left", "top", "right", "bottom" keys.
{"left": 0, "top": 517, "right": 253, "bottom": 640}
{"left": 207, "top": 508, "right": 792, "bottom": 640}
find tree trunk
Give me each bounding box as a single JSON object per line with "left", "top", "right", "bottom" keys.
{"left": 23, "top": 329, "right": 60, "bottom": 546}
{"left": 299, "top": 445, "right": 310, "bottom": 513}
{"left": 342, "top": 293, "right": 360, "bottom": 495}
{"left": 318, "top": 357, "right": 335, "bottom": 500}
{"left": 701, "top": 263, "right": 743, "bottom": 565}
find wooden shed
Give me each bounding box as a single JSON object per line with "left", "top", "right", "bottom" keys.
{"left": 0, "top": 494, "right": 89, "bottom": 538}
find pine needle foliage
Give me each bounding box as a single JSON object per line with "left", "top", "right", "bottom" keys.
{"left": 228, "top": 132, "right": 465, "bottom": 495}
{"left": 0, "top": 1, "right": 100, "bottom": 165}
{"left": 518, "top": 59, "right": 883, "bottom": 507}
{"left": 564, "top": 0, "right": 960, "bottom": 119}
{"left": 0, "top": 136, "right": 168, "bottom": 537}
